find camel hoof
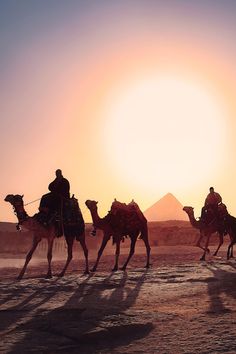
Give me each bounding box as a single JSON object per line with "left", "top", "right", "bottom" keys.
{"left": 200, "top": 257, "right": 205, "bottom": 261}
{"left": 58, "top": 272, "right": 64, "bottom": 277}
{"left": 46, "top": 274, "right": 52, "bottom": 279}
{"left": 112, "top": 267, "right": 118, "bottom": 272}
{"left": 120, "top": 266, "right": 126, "bottom": 271}
{"left": 17, "top": 275, "right": 23, "bottom": 280}
{"left": 145, "top": 264, "right": 150, "bottom": 269}
{"left": 207, "top": 248, "right": 210, "bottom": 254}
{"left": 90, "top": 267, "right": 96, "bottom": 273}
{"left": 84, "top": 270, "right": 90, "bottom": 275}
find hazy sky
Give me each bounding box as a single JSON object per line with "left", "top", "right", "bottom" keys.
{"left": 1, "top": 0, "right": 236, "bottom": 222}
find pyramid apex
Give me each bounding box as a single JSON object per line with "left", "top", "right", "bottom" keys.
{"left": 144, "top": 193, "right": 188, "bottom": 221}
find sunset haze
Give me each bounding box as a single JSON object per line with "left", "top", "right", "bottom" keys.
{"left": 1, "top": 1, "right": 236, "bottom": 223}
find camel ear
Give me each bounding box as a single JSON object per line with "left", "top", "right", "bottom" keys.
{"left": 95, "top": 201, "right": 98, "bottom": 204}
{"left": 21, "top": 195, "right": 24, "bottom": 198}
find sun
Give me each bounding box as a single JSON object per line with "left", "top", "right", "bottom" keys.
{"left": 103, "top": 74, "right": 227, "bottom": 193}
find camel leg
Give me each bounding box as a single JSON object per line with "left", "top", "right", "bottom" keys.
{"left": 120, "top": 237, "right": 137, "bottom": 271}
{"left": 59, "top": 236, "right": 74, "bottom": 277}
{"left": 227, "top": 232, "right": 234, "bottom": 258}
{"left": 196, "top": 233, "right": 210, "bottom": 253}
{"left": 78, "top": 234, "right": 89, "bottom": 274}
{"left": 112, "top": 240, "right": 121, "bottom": 272}
{"left": 230, "top": 245, "right": 234, "bottom": 258}
{"left": 143, "top": 236, "right": 151, "bottom": 268}
{"left": 91, "top": 235, "right": 109, "bottom": 272}
{"left": 213, "top": 233, "right": 224, "bottom": 256}
{"left": 46, "top": 237, "right": 54, "bottom": 278}
{"left": 17, "top": 236, "right": 41, "bottom": 280}
{"left": 227, "top": 243, "right": 232, "bottom": 260}
{"left": 227, "top": 242, "right": 235, "bottom": 260}
{"left": 200, "top": 233, "right": 210, "bottom": 261}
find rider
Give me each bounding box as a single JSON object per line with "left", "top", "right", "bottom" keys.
{"left": 48, "top": 169, "right": 70, "bottom": 199}
{"left": 37, "top": 169, "right": 70, "bottom": 225}
{"left": 204, "top": 187, "right": 222, "bottom": 209}
{"left": 201, "top": 187, "right": 222, "bottom": 223}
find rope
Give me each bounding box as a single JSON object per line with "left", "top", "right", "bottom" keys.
{"left": 24, "top": 198, "right": 41, "bottom": 206}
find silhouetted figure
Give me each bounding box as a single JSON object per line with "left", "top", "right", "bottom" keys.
{"left": 38, "top": 169, "right": 70, "bottom": 226}
{"left": 204, "top": 187, "right": 222, "bottom": 208}
{"left": 201, "top": 187, "right": 223, "bottom": 224}
{"left": 48, "top": 169, "right": 70, "bottom": 199}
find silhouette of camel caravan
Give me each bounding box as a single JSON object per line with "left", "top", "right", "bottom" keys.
{"left": 4, "top": 194, "right": 89, "bottom": 279}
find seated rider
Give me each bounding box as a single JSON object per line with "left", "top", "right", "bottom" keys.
{"left": 201, "top": 187, "right": 222, "bottom": 224}
{"left": 48, "top": 169, "right": 70, "bottom": 200}
{"left": 38, "top": 169, "right": 70, "bottom": 225}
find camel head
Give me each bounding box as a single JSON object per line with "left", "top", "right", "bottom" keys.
{"left": 183, "top": 206, "right": 194, "bottom": 216}
{"left": 85, "top": 200, "right": 98, "bottom": 211}
{"left": 4, "top": 194, "right": 27, "bottom": 223}
{"left": 4, "top": 194, "right": 24, "bottom": 207}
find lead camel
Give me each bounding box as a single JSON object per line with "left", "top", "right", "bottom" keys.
{"left": 4, "top": 194, "right": 89, "bottom": 279}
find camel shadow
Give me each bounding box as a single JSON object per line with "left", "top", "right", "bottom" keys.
{"left": 4, "top": 270, "right": 153, "bottom": 353}
{"left": 0, "top": 276, "right": 82, "bottom": 335}
{"left": 205, "top": 263, "right": 236, "bottom": 314}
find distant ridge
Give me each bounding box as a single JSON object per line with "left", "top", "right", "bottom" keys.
{"left": 144, "top": 193, "right": 188, "bottom": 221}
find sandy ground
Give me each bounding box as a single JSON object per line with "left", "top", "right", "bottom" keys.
{"left": 1, "top": 245, "right": 236, "bottom": 354}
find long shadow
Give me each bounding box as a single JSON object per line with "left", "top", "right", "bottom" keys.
{"left": 0, "top": 276, "right": 90, "bottom": 336}
{"left": 205, "top": 263, "right": 236, "bottom": 314}
{"left": 7, "top": 270, "right": 153, "bottom": 353}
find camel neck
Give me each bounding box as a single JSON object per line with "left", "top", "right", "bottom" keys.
{"left": 89, "top": 208, "right": 103, "bottom": 228}
{"left": 187, "top": 212, "right": 200, "bottom": 229}
{"left": 14, "top": 205, "right": 29, "bottom": 224}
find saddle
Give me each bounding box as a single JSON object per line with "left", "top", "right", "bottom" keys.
{"left": 108, "top": 199, "right": 146, "bottom": 234}
{"left": 35, "top": 195, "right": 85, "bottom": 238}
{"left": 201, "top": 203, "right": 228, "bottom": 233}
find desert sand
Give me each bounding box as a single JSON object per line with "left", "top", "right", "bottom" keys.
{"left": 1, "top": 245, "right": 236, "bottom": 354}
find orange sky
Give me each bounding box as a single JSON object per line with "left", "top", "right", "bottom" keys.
{"left": 1, "top": 1, "right": 236, "bottom": 222}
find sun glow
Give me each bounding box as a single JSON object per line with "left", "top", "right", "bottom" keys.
{"left": 103, "top": 74, "right": 227, "bottom": 193}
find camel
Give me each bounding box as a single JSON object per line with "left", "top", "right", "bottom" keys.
{"left": 4, "top": 194, "right": 89, "bottom": 279}
{"left": 183, "top": 206, "right": 234, "bottom": 260}
{"left": 85, "top": 199, "right": 151, "bottom": 272}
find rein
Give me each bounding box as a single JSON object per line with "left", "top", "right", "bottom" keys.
{"left": 24, "top": 197, "right": 41, "bottom": 206}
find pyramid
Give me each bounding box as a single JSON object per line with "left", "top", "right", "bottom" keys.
{"left": 144, "top": 193, "right": 188, "bottom": 221}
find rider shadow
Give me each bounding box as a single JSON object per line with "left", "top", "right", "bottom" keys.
{"left": 205, "top": 263, "right": 236, "bottom": 315}
{"left": 8, "top": 270, "right": 153, "bottom": 353}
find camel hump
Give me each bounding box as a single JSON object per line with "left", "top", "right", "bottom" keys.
{"left": 110, "top": 199, "right": 137, "bottom": 214}
{"left": 111, "top": 199, "right": 127, "bottom": 211}
{"left": 110, "top": 199, "right": 147, "bottom": 223}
